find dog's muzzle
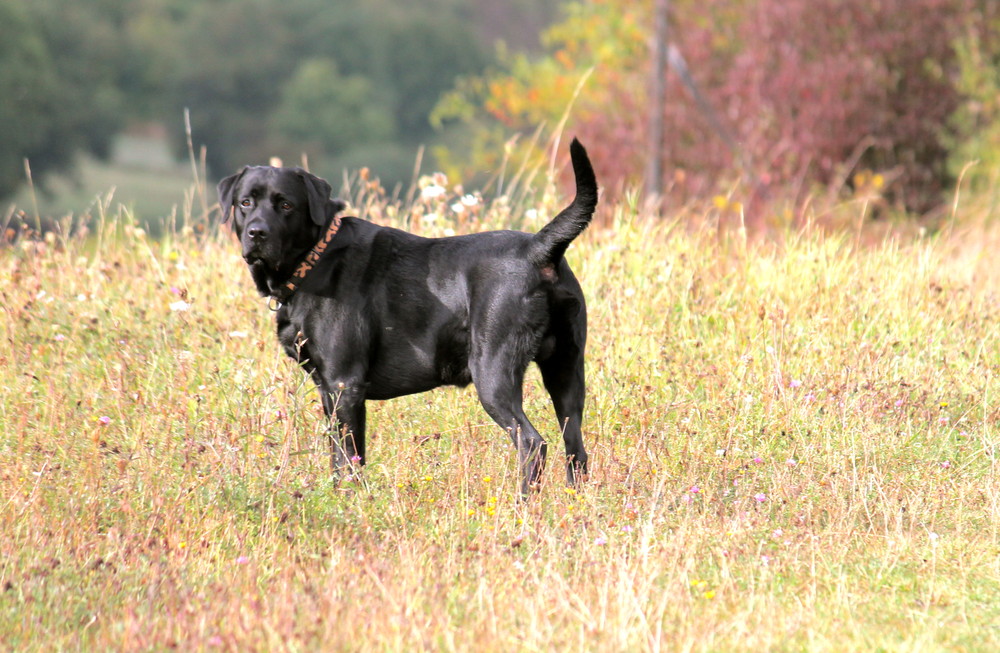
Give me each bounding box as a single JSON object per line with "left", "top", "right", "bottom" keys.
{"left": 242, "top": 229, "right": 279, "bottom": 267}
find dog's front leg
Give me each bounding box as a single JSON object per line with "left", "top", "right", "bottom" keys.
{"left": 318, "top": 381, "right": 367, "bottom": 477}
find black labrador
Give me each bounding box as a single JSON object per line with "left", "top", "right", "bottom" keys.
{"left": 218, "top": 139, "right": 597, "bottom": 494}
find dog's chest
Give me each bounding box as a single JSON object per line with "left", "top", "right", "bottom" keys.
{"left": 275, "top": 310, "right": 310, "bottom": 363}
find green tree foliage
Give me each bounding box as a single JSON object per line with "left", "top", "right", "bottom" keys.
{"left": 159, "top": 0, "right": 489, "bottom": 178}
{"left": 0, "top": 4, "right": 56, "bottom": 198}
{"left": 0, "top": 1, "right": 131, "bottom": 198}
{"left": 0, "top": 0, "right": 509, "bottom": 199}
{"left": 156, "top": 0, "right": 303, "bottom": 174}
{"left": 947, "top": 3, "right": 1000, "bottom": 194}
{"left": 272, "top": 58, "right": 396, "bottom": 154}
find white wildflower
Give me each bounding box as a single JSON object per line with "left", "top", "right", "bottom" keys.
{"left": 421, "top": 185, "right": 446, "bottom": 200}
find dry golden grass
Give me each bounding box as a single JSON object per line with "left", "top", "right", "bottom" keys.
{"left": 1, "top": 179, "right": 999, "bottom": 651}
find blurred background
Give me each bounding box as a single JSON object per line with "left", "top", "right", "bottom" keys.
{"left": 0, "top": 0, "right": 555, "bottom": 218}
{"left": 2, "top": 0, "right": 998, "bottom": 224}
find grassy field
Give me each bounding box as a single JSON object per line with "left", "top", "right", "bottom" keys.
{"left": 1, "top": 169, "right": 999, "bottom": 651}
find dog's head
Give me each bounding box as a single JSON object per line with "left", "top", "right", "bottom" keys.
{"left": 217, "top": 166, "right": 346, "bottom": 274}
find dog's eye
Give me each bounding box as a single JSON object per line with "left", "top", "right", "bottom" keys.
{"left": 239, "top": 198, "right": 252, "bottom": 208}
{"left": 280, "top": 201, "right": 293, "bottom": 212}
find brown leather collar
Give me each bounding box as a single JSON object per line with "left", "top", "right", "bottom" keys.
{"left": 269, "top": 215, "right": 343, "bottom": 307}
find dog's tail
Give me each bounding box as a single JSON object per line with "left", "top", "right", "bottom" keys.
{"left": 529, "top": 138, "right": 598, "bottom": 265}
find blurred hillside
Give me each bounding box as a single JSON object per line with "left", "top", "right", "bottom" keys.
{"left": 3, "top": 0, "right": 999, "bottom": 224}
{"left": 0, "top": 0, "right": 557, "bottom": 219}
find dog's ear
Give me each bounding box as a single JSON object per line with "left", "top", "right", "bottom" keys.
{"left": 216, "top": 168, "right": 247, "bottom": 223}
{"left": 295, "top": 169, "right": 342, "bottom": 227}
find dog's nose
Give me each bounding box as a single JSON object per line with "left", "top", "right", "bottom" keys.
{"left": 247, "top": 226, "right": 269, "bottom": 241}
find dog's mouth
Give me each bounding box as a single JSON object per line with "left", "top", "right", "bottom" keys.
{"left": 242, "top": 249, "right": 265, "bottom": 266}
{"left": 244, "top": 253, "right": 284, "bottom": 276}
{"left": 242, "top": 241, "right": 279, "bottom": 269}
{"left": 243, "top": 254, "right": 267, "bottom": 269}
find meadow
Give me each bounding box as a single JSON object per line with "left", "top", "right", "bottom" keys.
{"left": 1, "top": 163, "right": 999, "bottom": 651}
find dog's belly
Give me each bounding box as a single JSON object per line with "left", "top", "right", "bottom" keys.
{"left": 364, "top": 325, "right": 472, "bottom": 400}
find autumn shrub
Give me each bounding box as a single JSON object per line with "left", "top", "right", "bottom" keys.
{"left": 438, "top": 0, "right": 982, "bottom": 214}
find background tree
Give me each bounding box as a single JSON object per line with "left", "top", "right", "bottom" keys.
{"left": 272, "top": 58, "right": 396, "bottom": 155}
{"left": 0, "top": 1, "right": 132, "bottom": 198}
{"left": 4, "top": 0, "right": 992, "bottom": 216}
{"left": 947, "top": 2, "right": 1000, "bottom": 196}
{"left": 160, "top": 0, "right": 491, "bottom": 181}
{"left": 435, "top": 0, "right": 982, "bottom": 213}
{"left": 0, "top": 0, "right": 555, "bottom": 203}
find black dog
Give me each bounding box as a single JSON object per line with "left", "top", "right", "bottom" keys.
{"left": 218, "top": 139, "right": 597, "bottom": 494}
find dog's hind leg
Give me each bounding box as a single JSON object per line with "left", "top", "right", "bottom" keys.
{"left": 471, "top": 356, "right": 548, "bottom": 496}
{"left": 538, "top": 344, "right": 589, "bottom": 485}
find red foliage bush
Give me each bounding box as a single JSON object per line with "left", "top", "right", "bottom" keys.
{"left": 572, "top": 0, "right": 976, "bottom": 212}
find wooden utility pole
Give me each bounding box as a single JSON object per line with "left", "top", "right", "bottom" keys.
{"left": 646, "top": 0, "right": 669, "bottom": 198}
